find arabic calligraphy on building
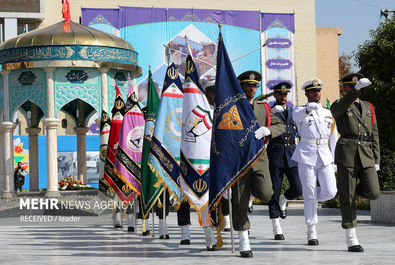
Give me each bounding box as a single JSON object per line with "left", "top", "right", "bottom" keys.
{"left": 0, "top": 45, "right": 138, "bottom": 65}
{"left": 66, "top": 70, "right": 88, "bottom": 83}
{"left": 18, "top": 71, "right": 36, "bottom": 86}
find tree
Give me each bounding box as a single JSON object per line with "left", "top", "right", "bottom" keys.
{"left": 354, "top": 15, "right": 395, "bottom": 190}
{"left": 338, "top": 53, "right": 353, "bottom": 96}
{"left": 339, "top": 53, "right": 353, "bottom": 78}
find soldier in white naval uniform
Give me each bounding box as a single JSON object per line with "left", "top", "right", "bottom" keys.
{"left": 291, "top": 78, "right": 338, "bottom": 246}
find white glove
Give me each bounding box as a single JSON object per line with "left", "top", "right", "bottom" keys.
{"left": 375, "top": 164, "right": 380, "bottom": 171}
{"left": 355, "top": 78, "right": 371, "bottom": 91}
{"left": 255, "top": 126, "right": 271, "bottom": 140}
{"left": 306, "top": 102, "right": 320, "bottom": 112}
{"left": 273, "top": 105, "right": 285, "bottom": 113}
{"left": 333, "top": 164, "right": 337, "bottom": 173}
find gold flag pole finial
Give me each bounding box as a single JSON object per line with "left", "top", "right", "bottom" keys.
{"left": 184, "top": 35, "right": 192, "bottom": 56}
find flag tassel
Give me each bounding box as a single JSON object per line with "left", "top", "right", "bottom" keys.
{"left": 148, "top": 162, "right": 181, "bottom": 206}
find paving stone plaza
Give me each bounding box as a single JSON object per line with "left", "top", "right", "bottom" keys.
{"left": 0, "top": 205, "right": 394, "bottom": 265}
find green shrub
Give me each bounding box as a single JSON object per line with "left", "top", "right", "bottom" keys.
{"left": 378, "top": 146, "right": 395, "bottom": 191}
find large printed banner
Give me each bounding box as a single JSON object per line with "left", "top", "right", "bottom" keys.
{"left": 82, "top": 7, "right": 262, "bottom": 103}
{"left": 261, "top": 13, "right": 296, "bottom": 105}
{"left": 81, "top": 8, "right": 120, "bottom": 37}
{"left": 82, "top": 8, "right": 296, "bottom": 105}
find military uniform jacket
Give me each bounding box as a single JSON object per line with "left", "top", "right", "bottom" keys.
{"left": 267, "top": 106, "right": 299, "bottom": 168}
{"left": 330, "top": 89, "right": 380, "bottom": 168}
{"left": 291, "top": 104, "right": 338, "bottom": 167}
{"left": 253, "top": 101, "right": 286, "bottom": 172}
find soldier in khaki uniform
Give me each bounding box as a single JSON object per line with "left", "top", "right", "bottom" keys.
{"left": 330, "top": 73, "right": 380, "bottom": 252}
{"left": 232, "top": 70, "right": 285, "bottom": 258}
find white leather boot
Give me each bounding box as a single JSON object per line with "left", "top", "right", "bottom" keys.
{"left": 248, "top": 196, "right": 254, "bottom": 213}
{"left": 279, "top": 194, "right": 288, "bottom": 211}
{"left": 114, "top": 211, "right": 122, "bottom": 228}
{"left": 307, "top": 224, "right": 318, "bottom": 245}
{"left": 238, "top": 230, "right": 252, "bottom": 257}
{"left": 180, "top": 225, "right": 190, "bottom": 245}
{"left": 346, "top": 228, "right": 364, "bottom": 252}
{"left": 279, "top": 194, "right": 288, "bottom": 218}
{"left": 272, "top": 218, "right": 284, "bottom": 240}
{"left": 224, "top": 215, "right": 231, "bottom": 231}
{"left": 159, "top": 218, "right": 169, "bottom": 239}
{"left": 126, "top": 213, "right": 135, "bottom": 232}
{"left": 204, "top": 226, "right": 217, "bottom": 251}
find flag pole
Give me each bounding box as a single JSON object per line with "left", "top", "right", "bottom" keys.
{"left": 228, "top": 190, "right": 235, "bottom": 253}
{"left": 152, "top": 207, "right": 155, "bottom": 238}
{"left": 231, "top": 44, "right": 266, "bottom": 63}
{"left": 133, "top": 192, "right": 137, "bottom": 230}
{"left": 163, "top": 189, "right": 166, "bottom": 236}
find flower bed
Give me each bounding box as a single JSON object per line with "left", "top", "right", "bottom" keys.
{"left": 58, "top": 176, "right": 94, "bottom": 191}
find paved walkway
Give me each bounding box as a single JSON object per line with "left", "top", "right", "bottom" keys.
{"left": 0, "top": 205, "right": 394, "bottom": 265}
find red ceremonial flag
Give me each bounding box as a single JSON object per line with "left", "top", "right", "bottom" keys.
{"left": 103, "top": 86, "right": 127, "bottom": 200}
{"left": 62, "top": 0, "right": 71, "bottom": 32}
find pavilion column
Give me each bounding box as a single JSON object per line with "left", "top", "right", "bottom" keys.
{"left": 74, "top": 127, "right": 89, "bottom": 184}
{"left": 44, "top": 67, "right": 60, "bottom": 197}
{"left": 0, "top": 126, "right": 4, "bottom": 195}
{"left": 1, "top": 70, "right": 16, "bottom": 198}
{"left": 43, "top": 119, "right": 60, "bottom": 197}
{"left": 44, "top": 67, "right": 56, "bottom": 118}
{"left": 1, "top": 122, "right": 16, "bottom": 198}
{"left": 25, "top": 127, "right": 41, "bottom": 192}
{"left": 99, "top": 68, "right": 109, "bottom": 114}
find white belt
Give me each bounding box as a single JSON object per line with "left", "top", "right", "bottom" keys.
{"left": 300, "top": 138, "right": 328, "bottom": 145}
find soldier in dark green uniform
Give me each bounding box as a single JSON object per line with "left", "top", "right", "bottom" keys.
{"left": 330, "top": 73, "right": 380, "bottom": 252}
{"left": 232, "top": 70, "right": 285, "bottom": 258}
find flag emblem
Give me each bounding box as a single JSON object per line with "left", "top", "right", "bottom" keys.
{"left": 122, "top": 184, "right": 131, "bottom": 193}
{"left": 183, "top": 106, "right": 212, "bottom": 142}
{"left": 186, "top": 60, "right": 195, "bottom": 74}
{"left": 193, "top": 179, "right": 208, "bottom": 193}
{"left": 165, "top": 108, "right": 183, "bottom": 141}
{"left": 167, "top": 67, "right": 179, "bottom": 80}
{"left": 127, "top": 125, "right": 144, "bottom": 152}
{"left": 218, "top": 105, "right": 243, "bottom": 130}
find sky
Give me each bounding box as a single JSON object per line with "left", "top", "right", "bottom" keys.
{"left": 315, "top": 0, "right": 394, "bottom": 69}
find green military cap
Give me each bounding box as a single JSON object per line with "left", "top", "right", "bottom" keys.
{"left": 272, "top": 81, "right": 291, "bottom": 92}
{"left": 237, "top": 70, "right": 262, "bottom": 85}
{"left": 339, "top": 73, "right": 365, "bottom": 84}
{"left": 302, "top": 78, "right": 323, "bottom": 91}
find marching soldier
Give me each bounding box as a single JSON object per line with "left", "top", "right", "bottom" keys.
{"left": 291, "top": 78, "right": 338, "bottom": 246}
{"left": 267, "top": 82, "right": 302, "bottom": 240}
{"left": 331, "top": 73, "right": 380, "bottom": 252}
{"left": 232, "top": 70, "right": 285, "bottom": 258}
